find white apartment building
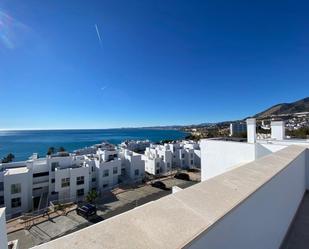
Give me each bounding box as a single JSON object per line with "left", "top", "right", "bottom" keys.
{"left": 119, "top": 149, "right": 145, "bottom": 183}
{"left": 0, "top": 143, "right": 144, "bottom": 218}
{"left": 169, "top": 141, "right": 201, "bottom": 169}
{"left": 94, "top": 149, "right": 121, "bottom": 191}
{"left": 143, "top": 144, "right": 173, "bottom": 175}
{"left": 143, "top": 141, "right": 201, "bottom": 176}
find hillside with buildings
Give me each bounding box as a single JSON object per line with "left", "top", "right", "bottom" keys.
{"left": 254, "top": 97, "right": 309, "bottom": 118}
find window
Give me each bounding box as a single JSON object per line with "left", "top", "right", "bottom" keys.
{"left": 91, "top": 166, "right": 95, "bottom": 172}
{"left": 190, "top": 153, "right": 194, "bottom": 158}
{"left": 156, "top": 169, "right": 160, "bottom": 174}
{"left": 0, "top": 182, "right": 4, "bottom": 191}
{"left": 61, "top": 178, "right": 70, "bottom": 188}
{"left": 156, "top": 162, "right": 160, "bottom": 168}
{"left": 103, "top": 183, "right": 109, "bottom": 188}
{"left": 51, "top": 191, "right": 57, "bottom": 195}
{"left": 191, "top": 160, "right": 194, "bottom": 165}
{"left": 51, "top": 162, "right": 59, "bottom": 172}
{"left": 51, "top": 178, "right": 55, "bottom": 183}
{"left": 11, "top": 197, "right": 21, "bottom": 208}
{"left": 134, "top": 169, "right": 139, "bottom": 176}
{"left": 33, "top": 172, "right": 49, "bottom": 177}
{"left": 76, "top": 176, "right": 84, "bottom": 185}
{"left": 167, "top": 162, "right": 170, "bottom": 168}
{"left": 103, "top": 169, "right": 109, "bottom": 177}
{"left": 76, "top": 189, "right": 84, "bottom": 196}
{"left": 92, "top": 177, "right": 96, "bottom": 182}
{"left": 161, "top": 156, "right": 164, "bottom": 160}
{"left": 181, "top": 154, "right": 185, "bottom": 159}
{"left": 113, "top": 167, "right": 118, "bottom": 175}
{"left": 0, "top": 196, "right": 4, "bottom": 205}
{"left": 11, "top": 184, "right": 21, "bottom": 194}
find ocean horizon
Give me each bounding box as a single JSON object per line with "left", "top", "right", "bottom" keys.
{"left": 0, "top": 128, "right": 188, "bottom": 161}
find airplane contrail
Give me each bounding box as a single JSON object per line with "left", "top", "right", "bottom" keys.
{"left": 94, "top": 24, "right": 102, "bottom": 45}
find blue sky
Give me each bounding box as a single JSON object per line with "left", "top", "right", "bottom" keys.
{"left": 0, "top": 0, "right": 308, "bottom": 129}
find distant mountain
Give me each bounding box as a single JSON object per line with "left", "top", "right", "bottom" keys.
{"left": 254, "top": 97, "right": 309, "bottom": 118}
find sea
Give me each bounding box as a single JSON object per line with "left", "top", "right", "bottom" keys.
{"left": 0, "top": 129, "right": 188, "bottom": 161}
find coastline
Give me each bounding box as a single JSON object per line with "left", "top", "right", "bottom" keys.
{"left": 0, "top": 128, "right": 188, "bottom": 161}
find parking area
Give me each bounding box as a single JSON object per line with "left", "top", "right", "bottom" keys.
{"left": 8, "top": 177, "right": 198, "bottom": 249}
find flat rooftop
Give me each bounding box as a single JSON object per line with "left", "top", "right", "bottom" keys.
{"left": 4, "top": 167, "right": 29, "bottom": 176}
{"left": 32, "top": 145, "right": 306, "bottom": 249}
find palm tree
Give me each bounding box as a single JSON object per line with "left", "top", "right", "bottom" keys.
{"left": 6, "top": 153, "right": 15, "bottom": 162}
{"left": 1, "top": 153, "right": 15, "bottom": 163}
{"left": 58, "top": 147, "right": 66, "bottom": 152}
{"left": 86, "top": 190, "right": 98, "bottom": 204}
{"left": 47, "top": 147, "right": 55, "bottom": 155}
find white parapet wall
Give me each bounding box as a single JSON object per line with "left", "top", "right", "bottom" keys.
{"left": 201, "top": 140, "right": 256, "bottom": 181}
{"left": 200, "top": 139, "right": 288, "bottom": 181}
{"left": 187, "top": 147, "right": 307, "bottom": 249}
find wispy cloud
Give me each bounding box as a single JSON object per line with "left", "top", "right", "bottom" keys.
{"left": 94, "top": 24, "right": 102, "bottom": 46}
{"left": 0, "top": 9, "right": 29, "bottom": 50}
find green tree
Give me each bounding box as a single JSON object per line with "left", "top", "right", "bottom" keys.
{"left": 86, "top": 190, "right": 98, "bottom": 203}
{"left": 47, "top": 147, "right": 55, "bottom": 155}
{"left": 1, "top": 153, "right": 15, "bottom": 163}
{"left": 58, "top": 146, "right": 66, "bottom": 152}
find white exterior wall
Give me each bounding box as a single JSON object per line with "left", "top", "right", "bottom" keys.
{"left": 126, "top": 153, "right": 145, "bottom": 182}
{"left": 0, "top": 208, "right": 8, "bottom": 249}
{"left": 55, "top": 166, "right": 90, "bottom": 202}
{"left": 194, "top": 149, "right": 201, "bottom": 168}
{"left": 119, "top": 150, "right": 145, "bottom": 182}
{"left": 3, "top": 169, "right": 32, "bottom": 217}
{"left": 144, "top": 146, "right": 172, "bottom": 175}
{"left": 188, "top": 150, "right": 307, "bottom": 249}
{"left": 271, "top": 121, "right": 286, "bottom": 140}
{"left": 246, "top": 118, "right": 256, "bottom": 143}
{"left": 96, "top": 159, "right": 121, "bottom": 191}
{"left": 144, "top": 157, "right": 156, "bottom": 175}
{"left": 201, "top": 140, "right": 256, "bottom": 181}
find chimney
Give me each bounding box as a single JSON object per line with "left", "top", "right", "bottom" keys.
{"left": 271, "top": 121, "right": 285, "bottom": 140}
{"left": 246, "top": 118, "right": 256, "bottom": 143}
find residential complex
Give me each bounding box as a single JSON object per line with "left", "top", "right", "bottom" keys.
{"left": 0, "top": 144, "right": 135, "bottom": 219}
{"left": 0, "top": 118, "right": 304, "bottom": 249}
{"left": 143, "top": 141, "right": 200, "bottom": 175}
{"left": 0, "top": 140, "right": 200, "bottom": 220}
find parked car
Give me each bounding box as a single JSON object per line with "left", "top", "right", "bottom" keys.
{"left": 151, "top": 181, "right": 168, "bottom": 190}
{"left": 76, "top": 203, "right": 97, "bottom": 218}
{"left": 174, "top": 172, "right": 190, "bottom": 181}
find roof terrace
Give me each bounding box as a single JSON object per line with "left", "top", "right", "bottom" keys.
{"left": 31, "top": 145, "right": 309, "bottom": 249}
